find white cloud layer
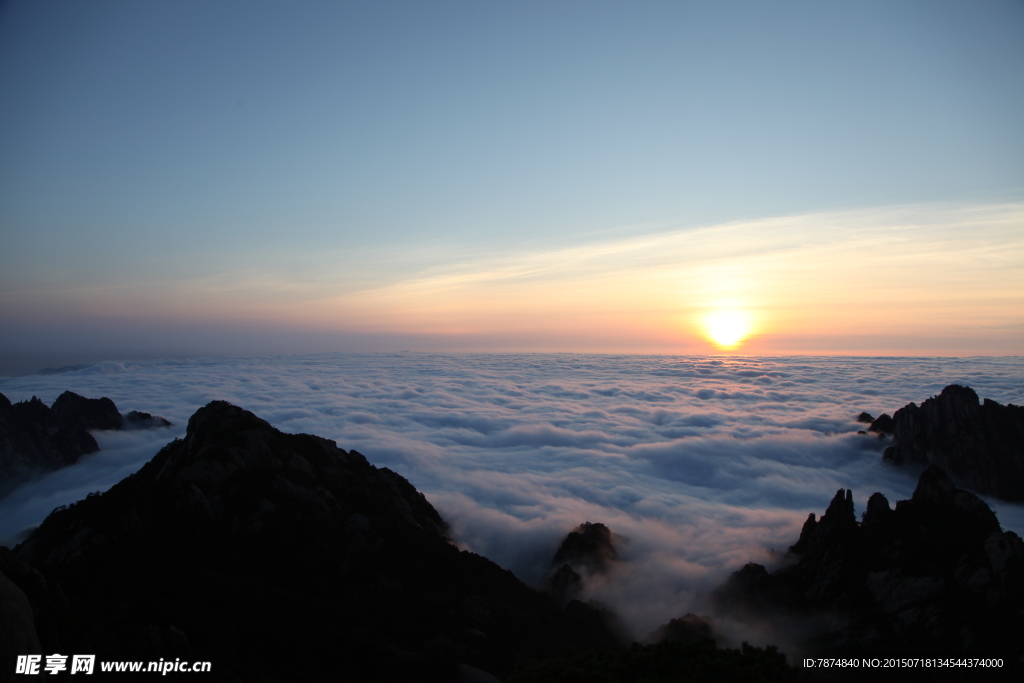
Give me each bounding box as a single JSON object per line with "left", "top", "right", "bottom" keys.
{"left": 2, "top": 353, "right": 1023, "bottom": 639}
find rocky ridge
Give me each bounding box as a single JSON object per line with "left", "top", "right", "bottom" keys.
{"left": 713, "top": 466, "right": 1024, "bottom": 665}
{"left": 2, "top": 401, "right": 620, "bottom": 682}
{"left": 881, "top": 384, "right": 1024, "bottom": 502}
{"left": 0, "top": 391, "right": 172, "bottom": 497}
{"left": 537, "top": 522, "right": 627, "bottom": 651}
{"left": 540, "top": 521, "right": 618, "bottom": 605}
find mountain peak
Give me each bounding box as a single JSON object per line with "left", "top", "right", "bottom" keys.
{"left": 9, "top": 402, "right": 619, "bottom": 680}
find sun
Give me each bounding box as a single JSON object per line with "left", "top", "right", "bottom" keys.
{"left": 702, "top": 310, "right": 754, "bottom": 350}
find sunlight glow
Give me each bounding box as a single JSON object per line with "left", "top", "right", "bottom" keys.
{"left": 703, "top": 310, "right": 754, "bottom": 349}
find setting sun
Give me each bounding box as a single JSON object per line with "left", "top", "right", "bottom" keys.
{"left": 702, "top": 310, "right": 754, "bottom": 349}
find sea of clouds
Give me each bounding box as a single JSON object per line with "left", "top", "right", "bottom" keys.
{"left": 2, "top": 353, "right": 1023, "bottom": 640}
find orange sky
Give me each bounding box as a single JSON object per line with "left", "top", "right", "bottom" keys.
{"left": 264, "top": 202, "right": 1024, "bottom": 354}
{"left": 7, "top": 202, "right": 1017, "bottom": 357}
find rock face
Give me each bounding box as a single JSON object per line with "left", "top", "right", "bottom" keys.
{"left": 541, "top": 522, "right": 617, "bottom": 604}
{"left": 0, "top": 391, "right": 172, "bottom": 497}
{"left": 552, "top": 522, "right": 618, "bottom": 572}
{"left": 868, "top": 413, "right": 895, "bottom": 435}
{"left": 49, "top": 391, "right": 123, "bottom": 432}
{"left": 0, "top": 394, "right": 99, "bottom": 496}
{"left": 539, "top": 522, "right": 626, "bottom": 649}
{"left": 123, "top": 410, "right": 173, "bottom": 430}
{"left": 882, "top": 385, "right": 1024, "bottom": 501}
{"left": 713, "top": 466, "right": 1024, "bottom": 661}
{"left": 6, "top": 402, "right": 617, "bottom": 682}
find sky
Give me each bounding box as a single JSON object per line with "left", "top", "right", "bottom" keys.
{"left": 1, "top": 0, "right": 1023, "bottom": 373}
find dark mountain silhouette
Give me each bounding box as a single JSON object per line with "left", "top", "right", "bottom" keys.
{"left": 526, "top": 524, "right": 792, "bottom": 681}
{"left": 2, "top": 401, "right": 623, "bottom": 682}
{"left": 881, "top": 385, "right": 1024, "bottom": 501}
{"left": 648, "top": 613, "right": 714, "bottom": 646}
{"left": 0, "top": 391, "right": 172, "bottom": 498}
{"left": 868, "top": 412, "right": 895, "bottom": 435}
{"left": 123, "top": 410, "right": 173, "bottom": 430}
{"left": 540, "top": 521, "right": 618, "bottom": 604}
{"left": 11, "top": 393, "right": 1019, "bottom": 680}
{"left": 712, "top": 466, "right": 1024, "bottom": 671}
{"left": 49, "top": 391, "right": 124, "bottom": 432}
{"left": 538, "top": 522, "right": 627, "bottom": 650}
{"left": 551, "top": 522, "right": 618, "bottom": 573}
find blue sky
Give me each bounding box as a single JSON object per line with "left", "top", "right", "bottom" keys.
{"left": 1, "top": 0, "right": 1023, "bottom": 372}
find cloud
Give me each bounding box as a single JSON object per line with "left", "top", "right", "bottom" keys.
{"left": 3, "top": 202, "right": 1022, "bottom": 360}
{"left": 1, "top": 353, "right": 1022, "bottom": 639}
{"left": 297, "top": 202, "right": 1024, "bottom": 354}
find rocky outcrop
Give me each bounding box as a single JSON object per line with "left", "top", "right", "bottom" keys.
{"left": 0, "top": 395, "right": 98, "bottom": 496}
{"left": 123, "top": 410, "right": 173, "bottom": 429}
{"left": 537, "top": 522, "right": 626, "bottom": 649}
{"left": 7, "top": 402, "right": 619, "bottom": 682}
{"left": 713, "top": 466, "right": 1024, "bottom": 662}
{"left": 49, "top": 391, "right": 123, "bottom": 432}
{"left": 552, "top": 522, "right": 618, "bottom": 572}
{"left": 868, "top": 413, "right": 895, "bottom": 435}
{"left": 541, "top": 522, "right": 617, "bottom": 604}
{"left": 0, "top": 391, "right": 172, "bottom": 497}
{"left": 882, "top": 385, "right": 1024, "bottom": 501}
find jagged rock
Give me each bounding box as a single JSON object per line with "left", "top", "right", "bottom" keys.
{"left": 782, "top": 488, "right": 863, "bottom": 607}
{"left": 123, "top": 410, "right": 173, "bottom": 430}
{"left": 861, "top": 492, "right": 893, "bottom": 535}
{"left": 536, "top": 523, "right": 628, "bottom": 649}
{"left": 868, "top": 413, "right": 895, "bottom": 435}
{"left": 882, "top": 385, "right": 1024, "bottom": 501}
{"left": 541, "top": 522, "right": 618, "bottom": 604}
{"left": 552, "top": 522, "right": 618, "bottom": 574}
{"left": 0, "top": 395, "right": 98, "bottom": 496}
{"left": 50, "top": 391, "right": 123, "bottom": 431}
{"left": 0, "top": 392, "right": 172, "bottom": 497}
{"left": 857, "top": 412, "right": 875, "bottom": 424}
{"left": 713, "top": 466, "right": 1024, "bottom": 662}
{"left": 7, "top": 402, "right": 619, "bottom": 681}
{"left": 787, "top": 513, "right": 817, "bottom": 555}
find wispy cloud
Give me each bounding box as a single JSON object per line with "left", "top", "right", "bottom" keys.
{"left": 12, "top": 201, "right": 1019, "bottom": 354}
{"left": 298, "top": 201, "right": 1024, "bottom": 351}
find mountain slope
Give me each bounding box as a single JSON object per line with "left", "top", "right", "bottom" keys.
{"left": 10, "top": 401, "right": 615, "bottom": 681}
